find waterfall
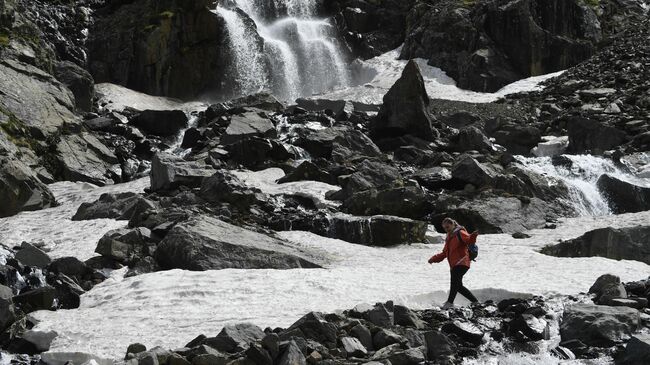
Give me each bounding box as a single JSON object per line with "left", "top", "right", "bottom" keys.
{"left": 516, "top": 155, "right": 636, "bottom": 216}
{"left": 215, "top": 0, "right": 350, "bottom": 102}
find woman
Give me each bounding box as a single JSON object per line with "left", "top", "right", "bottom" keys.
{"left": 428, "top": 217, "right": 479, "bottom": 309}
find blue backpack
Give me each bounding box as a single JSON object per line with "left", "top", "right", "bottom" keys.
{"left": 457, "top": 229, "right": 479, "bottom": 261}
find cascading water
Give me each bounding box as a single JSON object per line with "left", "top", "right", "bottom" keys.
{"left": 516, "top": 154, "right": 643, "bottom": 216}
{"left": 215, "top": 0, "right": 350, "bottom": 102}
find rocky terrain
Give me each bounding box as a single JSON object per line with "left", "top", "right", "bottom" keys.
{"left": 0, "top": 0, "right": 649, "bottom": 364}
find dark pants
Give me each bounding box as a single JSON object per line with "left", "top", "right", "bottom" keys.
{"left": 447, "top": 265, "right": 478, "bottom": 304}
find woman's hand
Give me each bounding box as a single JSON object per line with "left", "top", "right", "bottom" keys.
{"left": 470, "top": 231, "right": 479, "bottom": 240}
{"left": 428, "top": 257, "right": 435, "bottom": 264}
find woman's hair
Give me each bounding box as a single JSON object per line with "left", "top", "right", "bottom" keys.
{"left": 442, "top": 217, "right": 459, "bottom": 227}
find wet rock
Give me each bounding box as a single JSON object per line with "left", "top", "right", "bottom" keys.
{"left": 73, "top": 192, "right": 157, "bottom": 221}
{"left": 455, "top": 126, "right": 494, "bottom": 153}
{"left": 350, "top": 324, "right": 373, "bottom": 351}
{"left": 486, "top": 121, "right": 542, "bottom": 156}
{"left": 294, "top": 99, "right": 353, "bottom": 121}
{"left": 56, "top": 133, "right": 119, "bottom": 186}
{"left": 127, "top": 343, "right": 148, "bottom": 357}
{"left": 226, "top": 138, "right": 290, "bottom": 168}
{"left": 451, "top": 156, "right": 499, "bottom": 188}
{"left": 221, "top": 112, "right": 277, "bottom": 145}
{"left": 199, "top": 170, "right": 267, "bottom": 209}
{"left": 150, "top": 153, "right": 215, "bottom": 192}
{"left": 617, "top": 333, "right": 650, "bottom": 365}
{"left": 412, "top": 167, "right": 454, "bottom": 190}
{"left": 341, "top": 337, "right": 367, "bottom": 358}
{"left": 204, "top": 323, "right": 265, "bottom": 353}
{"left": 507, "top": 314, "right": 550, "bottom": 341}
{"left": 15, "top": 242, "right": 51, "bottom": 268}
{"left": 131, "top": 110, "right": 189, "bottom": 137}
{"left": 329, "top": 214, "right": 428, "bottom": 246}
{"left": 181, "top": 128, "right": 202, "bottom": 149}
{"left": 373, "top": 60, "right": 438, "bottom": 141}
{"left": 567, "top": 117, "right": 627, "bottom": 154}
{"left": 155, "top": 215, "right": 322, "bottom": 270}
{"left": 0, "top": 157, "right": 56, "bottom": 218}
{"left": 343, "top": 186, "right": 430, "bottom": 219}
{"left": 597, "top": 174, "right": 650, "bottom": 214}
{"left": 560, "top": 304, "right": 640, "bottom": 347}
{"left": 394, "top": 305, "right": 425, "bottom": 329}
{"left": 277, "top": 161, "right": 336, "bottom": 185}
{"left": 541, "top": 226, "right": 650, "bottom": 265}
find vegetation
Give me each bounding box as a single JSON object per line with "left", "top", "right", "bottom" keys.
{"left": 583, "top": 0, "right": 600, "bottom": 6}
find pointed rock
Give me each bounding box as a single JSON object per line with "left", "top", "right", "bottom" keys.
{"left": 373, "top": 60, "right": 438, "bottom": 141}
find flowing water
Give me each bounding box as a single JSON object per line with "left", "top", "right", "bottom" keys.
{"left": 215, "top": 0, "right": 350, "bottom": 102}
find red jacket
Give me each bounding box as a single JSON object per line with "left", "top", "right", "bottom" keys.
{"left": 429, "top": 228, "right": 476, "bottom": 268}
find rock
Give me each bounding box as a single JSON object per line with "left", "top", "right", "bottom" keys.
{"left": 168, "top": 354, "right": 191, "bottom": 365}
{"left": 0, "top": 285, "right": 16, "bottom": 331}
{"left": 617, "top": 334, "right": 650, "bottom": 365}
{"left": 0, "top": 157, "right": 56, "bottom": 218}
{"left": 150, "top": 153, "right": 215, "bottom": 192}
{"left": 394, "top": 305, "right": 425, "bottom": 329}
{"left": 567, "top": 118, "right": 627, "bottom": 154}
{"left": 343, "top": 186, "right": 430, "bottom": 219}
{"left": 336, "top": 160, "right": 401, "bottom": 200}
{"left": 12, "top": 286, "right": 56, "bottom": 313}
{"left": 451, "top": 156, "right": 499, "bottom": 188}
{"left": 131, "top": 110, "right": 188, "bottom": 137}
{"left": 277, "top": 341, "right": 305, "bottom": 365}
{"left": 350, "top": 324, "right": 373, "bottom": 351}
{"left": 486, "top": 121, "right": 542, "bottom": 156}
{"left": 373, "top": 60, "right": 438, "bottom": 141}
{"left": 287, "top": 312, "right": 337, "bottom": 347}
{"left": 56, "top": 133, "right": 119, "bottom": 186}
{"left": 204, "top": 323, "right": 265, "bottom": 353}
{"left": 262, "top": 333, "right": 280, "bottom": 359}
{"left": 541, "top": 226, "right": 650, "bottom": 265}
{"left": 589, "top": 274, "right": 627, "bottom": 305}
{"left": 181, "top": 128, "right": 202, "bottom": 149}
{"left": 532, "top": 136, "right": 569, "bottom": 157}
{"left": 15, "top": 242, "right": 51, "bottom": 268}
{"left": 341, "top": 337, "right": 367, "bottom": 358}
{"left": 199, "top": 170, "right": 266, "bottom": 209}
{"left": 21, "top": 330, "right": 58, "bottom": 353}
{"left": 512, "top": 232, "right": 530, "bottom": 239}
{"left": 507, "top": 314, "right": 550, "bottom": 341}
{"left": 329, "top": 214, "right": 428, "bottom": 246}
{"left": 294, "top": 99, "right": 353, "bottom": 121}
{"left": 456, "top": 127, "right": 494, "bottom": 153}
{"left": 127, "top": 343, "right": 148, "bottom": 356}
{"left": 373, "top": 329, "right": 403, "bottom": 350}
{"left": 366, "top": 303, "right": 394, "bottom": 327}
{"left": 96, "top": 228, "right": 152, "bottom": 264}
{"left": 246, "top": 343, "right": 273, "bottom": 365}
{"left": 226, "top": 138, "right": 290, "bottom": 168}
{"left": 597, "top": 174, "right": 650, "bottom": 214}
{"left": 73, "top": 192, "right": 157, "bottom": 221}
{"left": 441, "top": 320, "right": 484, "bottom": 346}
{"left": 296, "top": 127, "right": 380, "bottom": 161}
{"left": 560, "top": 304, "right": 640, "bottom": 347}
{"left": 277, "top": 161, "right": 336, "bottom": 185}
{"left": 53, "top": 61, "right": 94, "bottom": 112}
{"left": 424, "top": 331, "right": 456, "bottom": 363}
{"left": 155, "top": 215, "right": 322, "bottom": 270}
{"left": 221, "top": 112, "right": 277, "bottom": 145}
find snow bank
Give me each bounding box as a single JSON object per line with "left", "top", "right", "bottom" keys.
{"left": 31, "top": 210, "right": 650, "bottom": 358}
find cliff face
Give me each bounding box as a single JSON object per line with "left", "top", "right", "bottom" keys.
{"left": 87, "top": 0, "right": 228, "bottom": 99}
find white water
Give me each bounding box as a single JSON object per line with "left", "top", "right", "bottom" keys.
{"left": 215, "top": 0, "right": 350, "bottom": 101}
{"left": 517, "top": 155, "right": 650, "bottom": 216}
{"left": 317, "top": 47, "right": 564, "bottom": 104}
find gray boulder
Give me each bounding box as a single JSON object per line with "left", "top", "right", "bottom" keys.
{"left": 541, "top": 226, "right": 650, "bottom": 265}
{"left": 155, "top": 215, "right": 322, "bottom": 270}
{"left": 597, "top": 174, "right": 650, "bottom": 214}
{"left": 424, "top": 331, "right": 456, "bottom": 364}
{"left": 0, "top": 157, "right": 56, "bottom": 218}
{"left": 618, "top": 334, "right": 650, "bottom": 365}
{"left": 286, "top": 312, "right": 338, "bottom": 347}
{"left": 204, "top": 323, "right": 265, "bottom": 353}
{"left": 568, "top": 118, "right": 627, "bottom": 154}
{"left": 150, "top": 153, "right": 215, "bottom": 192}
{"left": 73, "top": 192, "right": 156, "bottom": 221}
{"left": 277, "top": 341, "right": 305, "bottom": 365}
{"left": 53, "top": 61, "right": 94, "bottom": 112}
{"left": 451, "top": 156, "right": 499, "bottom": 188}
{"left": 589, "top": 274, "right": 628, "bottom": 305}
{"left": 96, "top": 227, "right": 153, "bottom": 264}
{"left": 560, "top": 304, "right": 640, "bottom": 347}
{"left": 131, "top": 110, "right": 189, "bottom": 137}
{"left": 341, "top": 337, "right": 367, "bottom": 358}
{"left": 0, "top": 285, "right": 16, "bottom": 331}
{"left": 373, "top": 60, "right": 438, "bottom": 141}
{"left": 56, "top": 133, "right": 119, "bottom": 186}
{"left": 329, "top": 214, "right": 428, "bottom": 246}
{"left": 199, "top": 170, "right": 266, "bottom": 209}
{"left": 15, "top": 242, "right": 51, "bottom": 268}
{"left": 221, "top": 111, "right": 277, "bottom": 145}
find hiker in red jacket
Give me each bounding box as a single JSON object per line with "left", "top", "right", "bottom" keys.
{"left": 428, "top": 217, "right": 479, "bottom": 309}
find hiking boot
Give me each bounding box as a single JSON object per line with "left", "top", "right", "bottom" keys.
{"left": 441, "top": 302, "right": 455, "bottom": 310}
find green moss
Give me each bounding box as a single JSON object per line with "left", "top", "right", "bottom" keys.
{"left": 0, "top": 33, "right": 9, "bottom": 46}
{"left": 159, "top": 10, "right": 175, "bottom": 19}
{"left": 144, "top": 24, "right": 157, "bottom": 32}
{"left": 461, "top": 0, "right": 478, "bottom": 7}
{"left": 582, "top": 0, "right": 600, "bottom": 6}
{"left": 0, "top": 110, "right": 33, "bottom": 149}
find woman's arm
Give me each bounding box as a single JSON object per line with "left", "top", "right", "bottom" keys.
{"left": 428, "top": 242, "right": 448, "bottom": 263}
{"left": 460, "top": 230, "right": 478, "bottom": 245}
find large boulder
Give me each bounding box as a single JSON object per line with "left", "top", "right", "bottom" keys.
{"left": 221, "top": 112, "right": 277, "bottom": 145}
{"left": 150, "top": 153, "right": 215, "bottom": 192}
{"left": 155, "top": 215, "right": 323, "bottom": 270}
{"left": 53, "top": 61, "right": 94, "bottom": 112}
{"left": 286, "top": 312, "right": 338, "bottom": 347}
{"left": 568, "top": 118, "right": 627, "bottom": 154}
{"left": 15, "top": 242, "right": 51, "bottom": 268}
{"left": 96, "top": 227, "right": 153, "bottom": 264}
{"left": 56, "top": 133, "right": 120, "bottom": 186}
{"left": 0, "top": 285, "right": 16, "bottom": 331}
{"left": 560, "top": 304, "right": 640, "bottom": 347}
{"left": 373, "top": 60, "right": 438, "bottom": 141}
{"left": 0, "top": 157, "right": 56, "bottom": 218}
{"left": 203, "top": 323, "right": 265, "bottom": 353}
{"left": 451, "top": 156, "right": 499, "bottom": 188}
{"left": 343, "top": 186, "right": 431, "bottom": 219}
{"left": 597, "top": 174, "right": 650, "bottom": 214}
{"left": 131, "top": 110, "right": 189, "bottom": 137}
{"left": 541, "top": 226, "right": 650, "bottom": 265}
{"left": 618, "top": 334, "right": 650, "bottom": 365}
{"left": 329, "top": 214, "right": 428, "bottom": 246}
{"left": 73, "top": 192, "right": 156, "bottom": 221}
{"left": 199, "top": 170, "right": 267, "bottom": 209}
